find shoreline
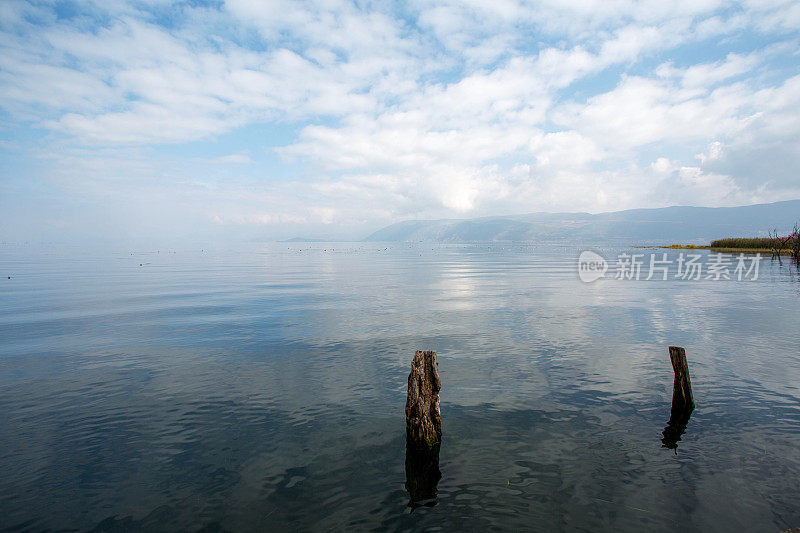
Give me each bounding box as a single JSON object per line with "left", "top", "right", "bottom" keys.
{"left": 633, "top": 244, "right": 791, "bottom": 254}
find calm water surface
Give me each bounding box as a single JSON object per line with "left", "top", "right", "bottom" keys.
{"left": 1, "top": 243, "right": 800, "bottom": 531}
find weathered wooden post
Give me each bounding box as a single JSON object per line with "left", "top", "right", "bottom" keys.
{"left": 405, "top": 350, "right": 441, "bottom": 449}
{"left": 668, "top": 346, "right": 694, "bottom": 412}
{"left": 662, "top": 346, "right": 695, "bottom": 451}
{"left": 405, "top": 350, "right": 442, "bottom": 508}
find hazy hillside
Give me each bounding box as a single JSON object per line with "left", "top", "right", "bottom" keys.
{"left": 364, "top": 200, "right": 800, "bottom": 243}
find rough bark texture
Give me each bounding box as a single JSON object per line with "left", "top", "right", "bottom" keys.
{"left": 405, "top": 350, "right": 441, "bottom": 449}
{"left": 669, "top": 346, "right": 694, "bottom": 412}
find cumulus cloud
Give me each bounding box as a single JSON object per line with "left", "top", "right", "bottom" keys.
{"left": 0, "top": 0, "right": 799, "bottom": 240}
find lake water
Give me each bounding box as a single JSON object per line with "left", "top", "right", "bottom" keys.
{"left": 1, "top": 243, "right": 800, "bottom": 532}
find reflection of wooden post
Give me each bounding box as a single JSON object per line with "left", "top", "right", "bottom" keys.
{"left": 405, "top": 442, "right": 441, "bottom": 509}
{"left": 405, "top": 350, "right": 441, "bottom": 450}
{"left": 669, "top": 346, "right": 694, "bottom": 412}
{"left": 662, "top": 407, "right": 692, "bottom": 451}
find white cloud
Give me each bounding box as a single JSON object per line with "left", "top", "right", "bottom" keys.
{"left": 695, "top": 141, "right": 724, "bottom": 164}
{"left": 651, "top": 157, "right": 676, "bottom": 174}
{"left": 530, "top": 131, "right": 604, "bottom": 169}
{"left": 0, "top": 0, "right": 799, "bottom": 238}
{"left": 206, "top": 153, "right": 254, "bottom": 165}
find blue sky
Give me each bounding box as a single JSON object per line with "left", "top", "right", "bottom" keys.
{"left": 1, "top": 0, "right": 799, "bottom": 242}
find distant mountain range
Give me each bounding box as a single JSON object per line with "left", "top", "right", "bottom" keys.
{"left": 281, "top": 237, "right": 328, "bottom": 242}
{"left": 364, "top": 200, "right": 800, "bottom": 244}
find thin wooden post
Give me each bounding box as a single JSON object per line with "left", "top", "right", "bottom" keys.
{"left": 662, "top": 346, "right": 695, "bottom": 451}
{"left": 405, "top": 350, "right": 441, "bottom": 450}
{"left": 668, "top": 346, "right": 694, "bottom": 412}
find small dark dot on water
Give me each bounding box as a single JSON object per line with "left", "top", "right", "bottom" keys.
{"left": 139, "top": 264, "right": 142, "bottom": 266}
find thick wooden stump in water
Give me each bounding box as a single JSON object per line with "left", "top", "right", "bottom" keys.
{"left": 405, "top": 350, "right": 441, "bottom": 449}
{"left": 669, "top": 346, "right": 694, "bottom": 412}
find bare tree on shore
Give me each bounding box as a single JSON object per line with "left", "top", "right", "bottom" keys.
{"left": 790, "top": 223, "right": 800, "bottom": 261}
{"left": 769, "top": 223, "right": 800, "bottom": 262}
